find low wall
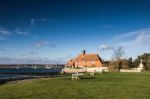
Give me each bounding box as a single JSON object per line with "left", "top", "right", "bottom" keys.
{"left": 120, "top": 69, "right": 141, "bottom": 72}
{"left": 63, "top": 69, "right": 87, "bottom": 74}
{"left": 63, "top": 67, "right": 108, "bottom": 73}
{"left": 86, "top": 67, "right": 106, "bottom": 72}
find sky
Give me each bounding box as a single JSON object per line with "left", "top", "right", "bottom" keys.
{"left": 0, "top": 0, "right": 150, "bottom": 64}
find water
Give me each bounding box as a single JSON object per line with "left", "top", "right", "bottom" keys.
{"left": 0, "top": 68, "right": 63, "bottom": 81}
{"left": 0, "top": 68, "right": 63, "bottom": 74}
{"left": 0, "top": 74, "right": 19, "bottom": 79}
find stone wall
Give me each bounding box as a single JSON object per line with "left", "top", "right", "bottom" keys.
{"left": 63, "top": 67, "right": 108, "bottom": 73}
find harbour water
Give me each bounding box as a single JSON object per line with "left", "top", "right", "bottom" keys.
{"left": 0, "top": 74, "right": 19, "bottom": 79}
{"left": 0, "top": 68, "right": 63, "bottom": 74}
{"left": 0, "top": 68, "right": 63, "bottom": 82}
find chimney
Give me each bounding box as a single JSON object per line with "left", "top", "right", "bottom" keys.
{"left": 83, "top": 50, "right": 86, "bottom": 55}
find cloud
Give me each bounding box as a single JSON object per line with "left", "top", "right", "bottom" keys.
{"left": 113, "top": 28, "right": 150, "bottom": 40}
{"left": 135, "top": 33, "right": 150, "bottom": 45}
{"left": 0, "top": 56, "right": 65, "bottom": 64}
{"left": 19, "top": 51, "right": 39, "bottom": 59}
{"left": 15, "top": 28, "right": 30, "bottom": 36}
{"left": 40, "top": 18, "right": 57, "bottom": 23}
{"left": 35, "top": 41, "right": 49, "bottom": 48}
{"left": 98, "top": 28, "right": 150, "bottom": 60}
{"left": 30, "top": 18, "right": 56, "bottom": 26}
{"left": 100, "top": 44, "right": 113, "bottom": 51}
{"left": 9, "top": 51, "right": 54, "bottom": 64}
{"left": 0, "top": 28, "right": 11, "bottom": 35}
{"left": 0, "top": 28, "right": 11, "bottom": 40}
{"left": 34, "top": 40, "right": 56, "bottom": 48}
{"left": 111, "top": 28, "right": 150, "bottom": 59}
{"left": 113, "top": 28, "right": 150, "bottom": 47}
{"left": 28, "top": 51, "right": 39, "bottom": 56}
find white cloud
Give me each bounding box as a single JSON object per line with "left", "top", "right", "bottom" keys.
{"left": 114, "top": 28, "right": 150, "bottom": 47}
{"left": 30, "top": 18, "right": 56, "bottom": 26}
{"left": 34, "top": 40, "right": 56, "bottom": 48}
{"left": 15, "top": 28, "right": 30, "bottom": 36}
{"left": 100, "top": 44, "right": 113, "bottom": 51}
{"left": 113, "top": 28, "right": 150, "bottom": 40}
{"left": 112, "top": 28, "right": 150, "bottom": 59}
{"left": 135, "top": 33, "right": 150, "bottom": 45}
{"left": 35, "top": 41, "right": 49, "bottom": 48}
{"left": 19, "top": 51, "right": 39, "bottom": 59}
{"left": 0, "top": 56, "right": 65, "bottom": 64}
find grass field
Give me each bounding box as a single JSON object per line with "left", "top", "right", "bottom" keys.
{"left": 0, "top": 72, "right": 150, "bottom": 99}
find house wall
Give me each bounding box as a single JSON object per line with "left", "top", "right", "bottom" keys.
{"left": 74, "top": 60, "right": 103, "bottom": 67}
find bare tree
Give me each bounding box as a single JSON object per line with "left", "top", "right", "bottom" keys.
{"left": 109, "top": 46, "right": 125, "bottom": 71}
{"left": 112, "top": 46, "right": 125, "bottom": 61}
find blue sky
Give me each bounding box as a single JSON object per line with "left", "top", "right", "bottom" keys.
{"left": 0, "top": 0, "right": 150, "bottom": 64}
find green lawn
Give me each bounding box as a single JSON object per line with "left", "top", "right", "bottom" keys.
{"left": 0, "top": 72, "right": 150, "bottom": 99}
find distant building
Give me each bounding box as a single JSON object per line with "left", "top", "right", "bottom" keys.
{"left": 66, "top": 50, "right": 103, "bottom": 68}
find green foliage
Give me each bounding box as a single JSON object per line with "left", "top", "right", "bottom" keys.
{"left": 139, "top": 54, "right": 150, "bottom": 71}
{"left": 128, "top": 57, "right": 133, "bottom": 68}
{"left": 132, "top": 59, "right": 140, "bottom": 68}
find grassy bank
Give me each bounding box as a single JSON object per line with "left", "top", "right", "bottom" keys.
{"left": 0, "top": 72, "right": 150, "bottom": 99}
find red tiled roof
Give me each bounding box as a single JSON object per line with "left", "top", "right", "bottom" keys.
{"left": 75, "top": 54, "right": 103, "bottom": 62}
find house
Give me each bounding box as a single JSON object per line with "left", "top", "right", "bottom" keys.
{"left": 66, "top": 50, "right": 103, "bottom": 68}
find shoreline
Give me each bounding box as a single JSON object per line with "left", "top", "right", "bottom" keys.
{"left": 0, "top": 74, "right": 63, "bottom": 85}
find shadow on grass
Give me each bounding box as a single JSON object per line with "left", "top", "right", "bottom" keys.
{"left": 80, "top": 76, "right": 95, "bottom": 80}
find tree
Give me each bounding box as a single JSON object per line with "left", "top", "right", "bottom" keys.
{"left": 132, "top": 59, "right": 139, "bottom": 68}
{"left": 109, "top": 61, "right": 120, "bottom": 72}
{"left": 112, "top": 47, "right": 125, "bottom": 61}
{"left": 121, "top": 59, "right": 129, "bottom": 69}
{"left": 109, "top": 46, "right": 125, "bottom": 71}
{"left": 128, "top": 57, "right": 133, "bottom": 68}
